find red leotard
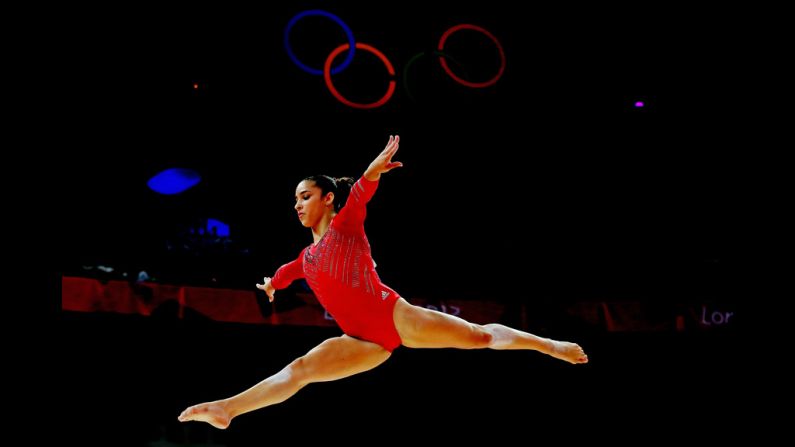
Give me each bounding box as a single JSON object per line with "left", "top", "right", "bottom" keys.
{"left": 270, "top": 177, "right": 402, "bottom": 351}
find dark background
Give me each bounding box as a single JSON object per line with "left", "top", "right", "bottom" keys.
{"left": 59, "top": 3, "right": 756, "bottom": 297}
{"left": 57, "top": 2, "right": 766, "bottom": 444}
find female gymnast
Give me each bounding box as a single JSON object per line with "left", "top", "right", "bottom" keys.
{"left": 178, "top": 135, "right": 588, "bottom": 429}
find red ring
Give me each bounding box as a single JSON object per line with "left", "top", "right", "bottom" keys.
{"left": 324, "top": 43, "right": 396, "bottom": 109}
{"left": 438, "top": 24, "right": 505, "bottom": 88}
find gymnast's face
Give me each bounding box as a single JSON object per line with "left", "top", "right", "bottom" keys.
{"left": 294, "top": 180, "right": 334, "bottom": 228}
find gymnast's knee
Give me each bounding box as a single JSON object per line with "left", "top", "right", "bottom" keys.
{"left": 471, "top": 326, "right": 494, "bottom": 348}
{"left": 284, "top": 357, "right": 310, "bottom": 386}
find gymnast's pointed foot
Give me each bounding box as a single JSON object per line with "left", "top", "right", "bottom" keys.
{"left": 178, "top": 401, "right": 232, "bottom": 429}
{"left": 547, "top": 340, "right": 589, "bottom": 364}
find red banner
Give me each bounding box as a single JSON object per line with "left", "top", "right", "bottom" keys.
{"left": 61, "top": 276, "right": 735, "bottom": 332}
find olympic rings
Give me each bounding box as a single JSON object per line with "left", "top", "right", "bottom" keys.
{"left": 285, "top": 10, "right": 505, "bottom": 108}
{"left": 438, "top": 24, "right": 506, "bottom": 88}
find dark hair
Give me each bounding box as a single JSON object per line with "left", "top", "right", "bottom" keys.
{"left": 303, "top": 175, "right": 355, "bottom": 212}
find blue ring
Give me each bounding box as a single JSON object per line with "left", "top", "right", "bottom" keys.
{"left": 284, "top": 10, "right": 355, "bottom": 76}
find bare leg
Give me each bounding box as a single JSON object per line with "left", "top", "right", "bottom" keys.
{"left": 393, "top": 298, "right": 587, "bottom": 364}
{"left": 178, "top": 335, "right": 390, "bottom": 429}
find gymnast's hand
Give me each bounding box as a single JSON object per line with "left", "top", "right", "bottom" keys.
{"left": 255, "top": 277, "right": 276, "bottom": 302}
{"left": 364, "top": 135, "right": 402, "bottom": 181}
